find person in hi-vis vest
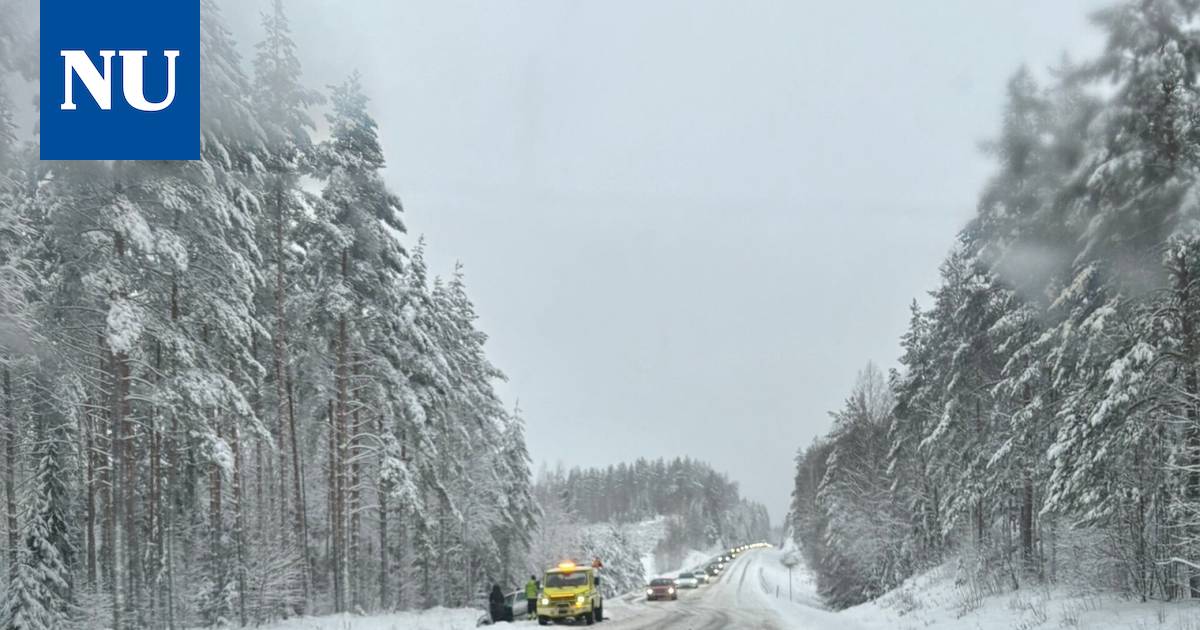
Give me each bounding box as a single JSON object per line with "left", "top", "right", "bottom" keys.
{"left": 524, "top": 575, "right": 539, "bottom": 618}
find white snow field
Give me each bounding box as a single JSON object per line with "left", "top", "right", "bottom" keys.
{"left": 754, "top": 548, "right": 1200, "bottom": 630}
{"left": 195, "top": 608, "right": 483, "bottom": 630}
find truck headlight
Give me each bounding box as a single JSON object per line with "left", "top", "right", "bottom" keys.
{"left": 668, "top": 587, "right": 675, "bottom": 594}
{"left": 540, "top": 597, "right": 549, "bottom": 606}
{"left": 575, "top": 595, "right": 586, "bottom": 606}
{"left": 645, "top": 589, "right": 653, "bottom": 596}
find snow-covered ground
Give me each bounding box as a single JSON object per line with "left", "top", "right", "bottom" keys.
{"left": 752, "top": 546, "right": 1200, "bottom": 630}
{"left": 195, "top": 608, "right": 483, "bottom": 630}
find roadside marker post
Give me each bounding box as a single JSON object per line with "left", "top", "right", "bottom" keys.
{"left": 781, "top": 552, "right": 801, "bottom": 603}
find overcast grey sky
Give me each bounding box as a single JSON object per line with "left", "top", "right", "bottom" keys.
{"left": 223, "top": 0, "right": 1111, "bottom": 522}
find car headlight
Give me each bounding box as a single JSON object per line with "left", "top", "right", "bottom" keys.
{"left": 540, "top": 597, "right": 550, "bottom": 606}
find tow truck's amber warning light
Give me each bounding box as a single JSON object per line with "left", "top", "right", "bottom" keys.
{"left": 557, "top": 561, "right": 576, "bottom": 572}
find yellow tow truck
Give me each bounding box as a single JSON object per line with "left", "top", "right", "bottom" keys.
{"left": 536, "top": 561, "right": 604, "bottom": 625}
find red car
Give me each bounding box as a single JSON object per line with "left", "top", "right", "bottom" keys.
{"left": 645, "top": 578, "right": 677, "bottom": 601}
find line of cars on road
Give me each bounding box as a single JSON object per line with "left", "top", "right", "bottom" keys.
{"left": 481, "top": 544, "right": 775, "bottom": 624}
{"left": 644, "top": 542, "right": 772, "bottom": 602}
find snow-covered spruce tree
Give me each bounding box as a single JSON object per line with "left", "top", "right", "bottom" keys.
{"left": 967, "top": 69, "right": 1091, "bottom": 579}
{"left": 886, "top": 301, "right": 946, "bottom": 571}
{"left": 24, "top": 156, "right": 157, "bottom": 629}
{"left": 388, "top": 242, "right": 451, "bottom": 610}
{"left": 428, "top": 267, "right": 516, "bottom": 604}
{"left": 900, "top": 246, "right": 1013, "bottom": 585}
{"left": 354, "top": 240, "right": 444, "bottom": 612}
{"left": 0, "top": 55, "right": 32, "bottom": 591}
{"left": 813, "top": 364, "right": 907, "bottom": 607}
{"left": 1040, "top": 0, "right": 1200, "bottom": 599}
{"left": 790, "top": 438, "right": 835, "bottom": 578}
{"left": 495, "top": 405, "right": 539, "bottom": 588}
{"left": 0, "top": 399, "right": 78, "bottom": 630}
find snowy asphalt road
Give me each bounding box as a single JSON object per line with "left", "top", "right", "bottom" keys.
{"left": 496, "top": 549, "right": 854, "bottom": 630}
{"left": 595, "top": 550, "right": 789, "bottom": 630}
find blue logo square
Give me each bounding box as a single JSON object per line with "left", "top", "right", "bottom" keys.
{"left": 40, "top": 0, "right": 200, "bottom": 160}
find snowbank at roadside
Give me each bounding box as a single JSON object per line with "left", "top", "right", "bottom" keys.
{"left": 841, "top": 564, "right": 1200, "bottom": 630}
{"left": 750, "top": 548, "right": 1200, "bottom": 630}
{"left": 196, "top": 608, "right": 484, "bottom": 630}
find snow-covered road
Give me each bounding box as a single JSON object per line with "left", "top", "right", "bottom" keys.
{"left": 590, "top": 549, "right": 857, "bottom": 630}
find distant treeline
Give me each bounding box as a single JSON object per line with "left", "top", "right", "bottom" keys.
{"left": 791, "top": 0, "right": 1200, "bottom": 610}
{"left": 539, "top": 457, "right": 770, "bottom": 567}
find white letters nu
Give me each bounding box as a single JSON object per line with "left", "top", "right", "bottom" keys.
{"left": 61, "top": 50, "right": 115, "bottom": 110}
{"left": 119, "top": 50, "right": 180, "bottom": 112}
{"left": 60, "top": 50, "right": 181, "bottom": 112}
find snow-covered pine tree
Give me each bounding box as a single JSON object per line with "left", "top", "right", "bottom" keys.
{"left": 104, "top": 3, "right": 271, "bottom": 625}
{"left": 251, "top": 0, "right": 323, "bottom": 614}
{"left": 310, "top": 71, "right": 407, "bottom": 612}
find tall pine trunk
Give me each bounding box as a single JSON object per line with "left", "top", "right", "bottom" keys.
{"left": 209, "top": 417, "right": 225, "bottom": 618}
{"left": 271, "top": 190, "right": 293, "bottom": 557}
{"left": 165, "top": 275, "right": 180, "bottom": 630}
{"left": 327, "top": 399, "right": 342, "bottom": 612}
{"left": 85, "top": 394, "right": 98, "bottom": 588}
{"left": 288, "top": 373, "right": 310, "bottom": 607}
{"left": 348, "top": 359, "right": 362, "bottom": 610}
{"left": 333, "top": 248, "right": 352, "bottom": 611}
{"left": 109, "top": 227, "right": 129, "bottom": 630}
{"left": 377, "top": 413, "right": 389, "bottom": 610}
{"left": 232, "top": 420, "right": 248, "bottom": 625}
{"left": 1019, "top": 383, "right": 1035, "bottom": 572}
{"left": 1172, "top": 254, "right": 1200, "bottom": 598}
{"left": 147, "top": 342, "right": 163, "bottom": 628}
{"left": 109, "top": 345, "right": 127, "bottom": 630}
{"left": 2, "top": 366, "right": 15, "bottom": 580}
{"left": 1020, "top": 469, "right": 1034, "bottom": 569}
